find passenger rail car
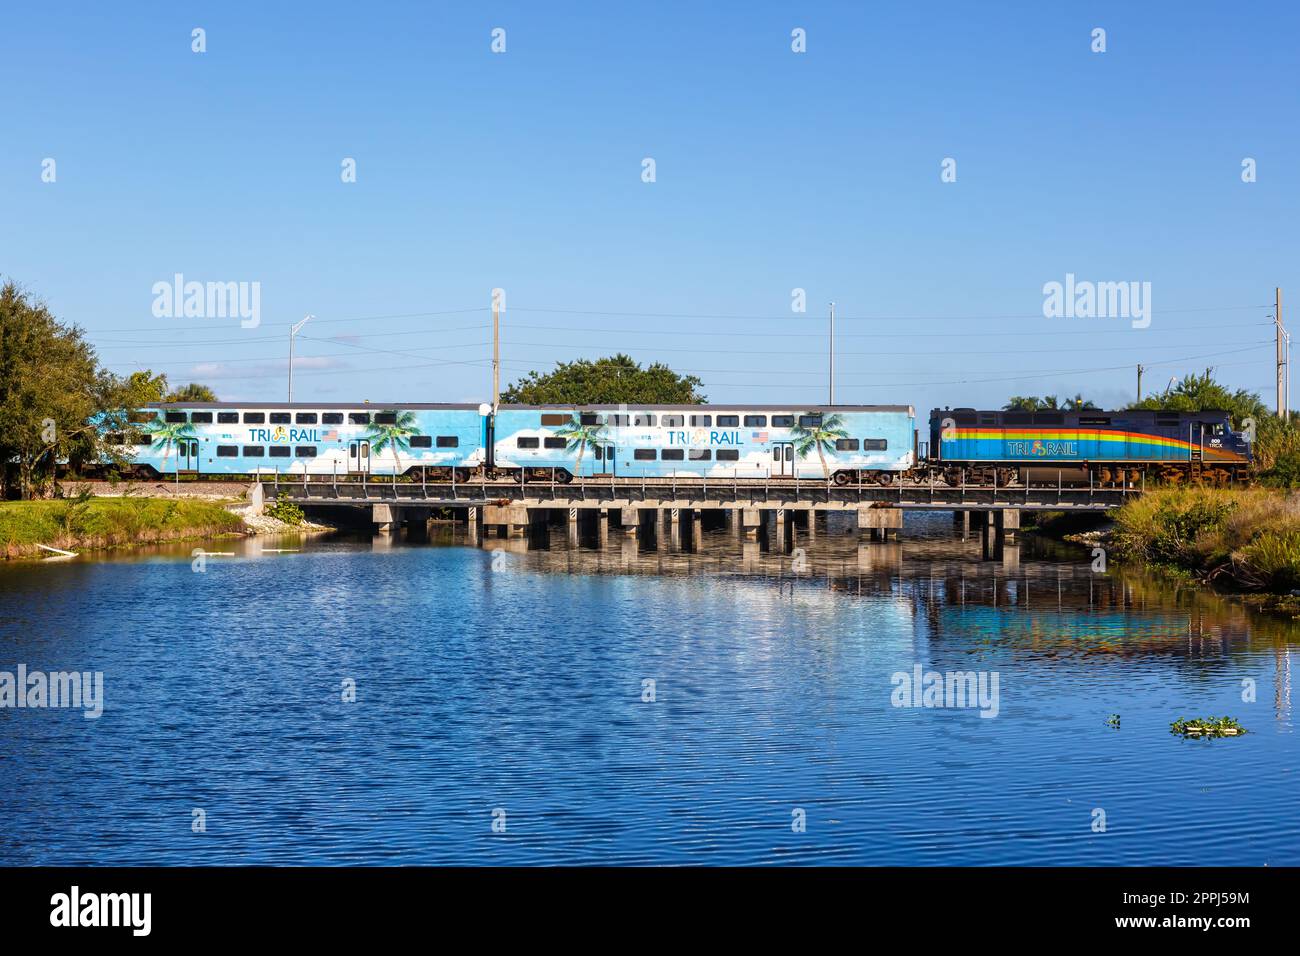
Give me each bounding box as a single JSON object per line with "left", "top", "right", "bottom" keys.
{"left": 105, "top": 403, "right": 488, "bottom": 479}
{"left": 927, "top": 407, "right": 1252, "bottom": 486}
{"left": 492, "top": 405, "right": 916, "bottom": 483}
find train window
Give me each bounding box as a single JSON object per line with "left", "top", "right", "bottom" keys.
{"left": 540, "top": 414, "right": 568, "bottom": 426}
{"left": 717, "top": 415, "right": 739, "bottom": 427}
{"left": 1003, "top": 412, "right": 1031, "bottom": 425}
{"left": 632, "top": 414, "right": 656, "bottom": 427}
{"left": 608, "top": 414, "right": 628, "bottom": 426}
{"left": 296, "top": 412, "right": 318, "bottom": 424}
{"left": 634, "top": 449, "right": 656, "bottom": 460}
{"left": 517, "top": 437, "right": 539, "bottom": 449}
{"left": 952, "top": 412, "right": 978, "bottom": 425}
{"left": 349, "top": 412, "right": 370, "bottom": 425}
{"left": 437, "top": 436, "right": 459, "bottom": 448}
{"left": 409, "top": 436, "right": 432, "bottom": 448}
{"left": 772, "top": 447, "right": 781, "bottom": 460}
{"left": 374, "top": 412, "right": 397, "bottom": 425}
{"left": 744, "top": 415, "right": 767, "bottom": 427}
{"left": 836, "top": 438, "right": 860, "bottom": 451}
{"left": 688, "top": 449, "right": 711, "bottom": 461}
{"left": 295, "top": 446, "right": 317, "bottom": 457}
{"left": 798, "top": 415, "right": 821, "bottom": 427}
{"left": 661, "top": 448, "right": 684, "bottom": 460}
{"left": 662, "top": 415, "right": 684, "bottom": 427}
{"left": 269, "top": 446, "right": 290, "bottom": 458}
{"left": 716, "top": 449, "right": 739, "bottom": 461}
{"left": 543, "top": 437, "right": 566, "bottom": 449}
{"left": 1033, "top": 413, "right": 1063, "bottom": 425}
{"left": 1079, "top": 416, "right": 1112, "bottom": 426}
{"left": 979, "top": 414, "right": 998, "bottom": 425}
{"left": 771, "top": 415, "right": 794, "bottom": 428}
{"left": 322, "top": 412, "right": 344, "bottom": 425}
{"left": 217, "top": 412, "right": 239, "bottom": 424}
{"left": 133, "top": 433, "right": 151, "bottom": 445}
{"left": 689, "top": 415, "right": 712, "bottom": 427}
{"left": 269, "top": 412, "right": 291, "bottom": 424}
{"left": 579, "top": 413, "right": 603, "bottom": 426}
{"left": 242, "top": 446, "right": 264, "bottom": 457}
{"left": 243, "top": 412, "right": 265, "bottom": 424}
{"left": 216, "top": 446, "right": 238, "bottom": 457}
{"left": 165, "top": 411, "right": 187, "bottom": 423}
{"left": 593, "top": 446, "right": 603, "bottom": 460}
{"left": 189, "top": 412, "right": 213, "bottom": 424}
{"left": 128, "top": 410, "right": 154, "bottom": 424}
{"left": 863, "top": 439, "right": 888, "bottom": 451}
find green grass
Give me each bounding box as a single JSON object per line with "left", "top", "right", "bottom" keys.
{"left": 1112, "top": 487, "right": 1300, "bottom": 592}
{"left": 0, "top": 497, "right": 244, "bottom": 559}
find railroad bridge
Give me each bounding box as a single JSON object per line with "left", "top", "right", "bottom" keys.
{"left": 261, "top": 474, "right": 1135, "bottom": 552}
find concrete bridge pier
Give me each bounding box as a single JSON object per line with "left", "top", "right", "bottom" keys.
{"left": 740, "top": 508, "right": 762, "bottom": 539}
{"left": 858, "top": 507, "right": 902, "bottom": 541}
{"left": 372, "top": 503, "right": 401, "bottom": 534}
{"left": 483, "top": 502, "right": 530, "bottom": 537}
{"left": 954, "top": 509, "right": 971, "bottom": 540}
{"left": 597, "top": 508, "right": 611, "bottom": 547}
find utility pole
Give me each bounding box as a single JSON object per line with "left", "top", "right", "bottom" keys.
{"left": 1136, "top": 364, "right": 1144, "bottom": 402}
{"left": 492, "top": 291, "right": 501, "bottom": 414}
{"left": 288, "top": 315, "right": 312, "bottom": 403}
{"left": 828, "top": 301, "right": 836, "bottom": 405}
{"left": 1276, "top": 287, "right": 1287, "bottom": 421}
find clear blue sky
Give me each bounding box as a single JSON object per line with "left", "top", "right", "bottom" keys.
{"left": 2, "top": 1, "right": 1297, "bottom": 412}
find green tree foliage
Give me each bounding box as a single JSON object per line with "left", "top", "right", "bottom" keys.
{"left": 1003, "top": 395, "right": 1097, "bottom": 411}
{"left": 501, "top": 354, "right": 706, "bottom": 405}
{"left": 165, "top": 382, "right": 218, "bottom": 402}
{"left": 0, "top": 282, "right": 166, "bottom": 499}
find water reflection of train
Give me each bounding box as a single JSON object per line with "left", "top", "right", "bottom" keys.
{"left": 99, "top": 401, "right": 1252, "bottom": 487}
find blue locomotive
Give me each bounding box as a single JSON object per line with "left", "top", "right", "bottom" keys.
{"left": 927, "top": 407, "right": 1252, "bottom": 485}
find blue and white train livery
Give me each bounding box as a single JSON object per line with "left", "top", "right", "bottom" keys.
{"left": 492, "top": 405, "right": 916, "bottom": 483}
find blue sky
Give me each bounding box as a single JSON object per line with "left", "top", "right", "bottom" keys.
{"left": 2, "top": 1, "right": 1297, "bottom": 412}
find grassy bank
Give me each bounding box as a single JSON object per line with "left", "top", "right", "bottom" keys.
{"left": 1111, "top": 487, "right": 1300, "bottom": 593}
{"left": 0, "top": 497, "right": 245, "bottom": 559}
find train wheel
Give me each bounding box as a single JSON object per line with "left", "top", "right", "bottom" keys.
{"left": 454, "top": 468, "right": 472, "bottom": 482}
{"left": 555, "top": 469, "right": 573, "bottom": 485}
{"left": 833, "top": 471, "right": 853, "bottom": 486}
{"left": 875, "top": 471, "right": 894, "bottom": 486}
{"left": 943, "top": 468, "right": 964, "bottom": 487}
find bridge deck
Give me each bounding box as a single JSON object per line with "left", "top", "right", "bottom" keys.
{"left": 265, "top": 477, "right": 1136, "bottom": 511}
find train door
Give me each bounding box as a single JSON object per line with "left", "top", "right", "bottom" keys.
{"left": 594, "top": 442, "right": 616, "bottom": 476}
{"left": 176, "top": 439, "right": 199, "bottom": 473}
{"left": 772, "top": 441, "right": 795, "bottom": 477}
{"left": 348, "top": 440, "right": 370, "bottom": 475}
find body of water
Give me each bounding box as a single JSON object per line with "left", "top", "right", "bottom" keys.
{"left": 1, "top": 512, "right": 1296, "bottom": 864}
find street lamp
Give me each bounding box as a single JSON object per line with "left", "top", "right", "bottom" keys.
{"left": 289, "top": 315, "right": 312, "bottom": 402}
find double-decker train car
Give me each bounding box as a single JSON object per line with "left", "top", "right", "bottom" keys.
{"left": 108, "top": 402, "right": 489, "bottom": 478}
{"left": 491, "top": 405, "right": 916, "bottom": 483}
{"left": 927, "top": 407, "right": 1252, "bottom": 486}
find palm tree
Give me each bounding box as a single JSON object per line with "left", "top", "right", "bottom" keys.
{"left": 790, "top": 412, "right": 849, "bottom": 479}
{"left": 144, "top": 416, "right": 196, "bottom": 474}
{"left": 553, "top": 415, "right": 608, "bottom": 474}
{"left": 363, "top": 410, "right": 421, "bottom": 475}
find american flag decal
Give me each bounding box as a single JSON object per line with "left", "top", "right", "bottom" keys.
{"left": 324, "top": 430, "right": 339, "bottom": 441}
{"left": 752, "top": 431, "right": 768, "bottom": 442}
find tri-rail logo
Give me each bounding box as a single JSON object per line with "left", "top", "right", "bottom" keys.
{"left": 666, "top": 430, "right": 742, "bottom": 446}
{"left": 1007, "top": 440, "right": 1078, "bottom": 456}
{"left": 249, "top": 427, "right": 322, "bottom": 443}
{"left": 50, "top": 886, "right": 151, "bottom": 936}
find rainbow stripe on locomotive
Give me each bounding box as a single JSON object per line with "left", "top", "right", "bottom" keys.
{"left": 928, "top": 407, "right": 1252, "bottom": 485}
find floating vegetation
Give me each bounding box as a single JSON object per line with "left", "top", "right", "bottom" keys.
{"left": 1170, "top": 716, "right": 1247, "bottom": 739}
{"left": 1105, "top": 714, "right": 1121, "bottom": 729}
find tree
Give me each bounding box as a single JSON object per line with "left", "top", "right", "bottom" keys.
{"left": 363, "top": 410, "right": 421, "bottom": 475}
{"left": 791, "top": 412, "right": 848, "bottom": 479}
{"left": 0, "top": 282, "right": 178, "bottom": 498}
{"left": 166, "top": 382, "right": 218, "bottom": 403}
{"left": 553, "top": 415, "right": 609, "bottom": 473}
{"left": 1003, "top": 394, "right": 1096, "bottom": 411}
{"left": 500, "top": 354, "right": 705, "bottom": 405}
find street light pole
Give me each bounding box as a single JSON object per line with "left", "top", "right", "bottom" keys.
{"left": 289, "top": 315, "right": 312, "bottom": 403}
{"left": 828, "top": 301, "right": 836, "bottom": 405}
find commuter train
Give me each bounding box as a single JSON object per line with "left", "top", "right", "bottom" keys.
{"left": 99, "top": 400, "right": 1252, "bottom": 486}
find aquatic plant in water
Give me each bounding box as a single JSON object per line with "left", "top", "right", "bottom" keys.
{"left": 1169, "top": 716, "right": 1246, "bottom": 739}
